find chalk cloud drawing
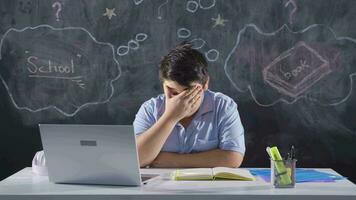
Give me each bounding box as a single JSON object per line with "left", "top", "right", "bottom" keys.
{"left": 117, "top": 33, "right": 148, "bottom": 56}
{"left": 0, "top": 25, "right": 121, "bottom": 116}
{"left": 224, "top": 24, "right": 356, "bottom": 106}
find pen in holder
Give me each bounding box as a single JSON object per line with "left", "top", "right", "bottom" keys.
{"left": 270, "top": 158, "right": 296, "bottom": 188}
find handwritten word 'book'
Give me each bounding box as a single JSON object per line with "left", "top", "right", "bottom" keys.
{"left": 171, "top": 167, "right": 255, "bottom": 181}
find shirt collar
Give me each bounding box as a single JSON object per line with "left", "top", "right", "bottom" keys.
{"left": 157, "top": 89, "right": 214, "bottom": 119}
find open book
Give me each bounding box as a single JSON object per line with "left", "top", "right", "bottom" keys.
{"left": 171, "top": 167, "right": 255, "bottom": 181}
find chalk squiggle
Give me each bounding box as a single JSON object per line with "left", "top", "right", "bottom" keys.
{"left": 285, "top": 0, "right": 297, "bottom": 24}
{"left": 157, "top": 0, "right": 168, "bottom": 20}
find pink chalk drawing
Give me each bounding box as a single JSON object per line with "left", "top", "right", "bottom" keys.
{"left": 263, "top": 41, "right": 331, "bottom": 98}
{"left": 224, "top": 24, "right": 356, "bottom": 106}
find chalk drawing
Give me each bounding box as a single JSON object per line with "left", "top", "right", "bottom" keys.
{"left": 128, "top": 39, "right": 139, "bottom": 50}
{"left": 52, "top": 2, "right": 62, "bottom": 21}
{"left": 133, "top": 0, "right": 144, "bottom": 5}
{"left": 224, "top": 23, "right": 356, "bottom": 106}
{"left": 263, "top": 41, "right": 331, "bottom": 98}
{"left": 211, "top": 14, "right": 228, "bottom": 28}
{"left": 186, "top": 0, "right": 199, "bottom": 13}
{"left": 0, "top": 25, "right": 121, "bottom": 117}
{"left": 177, "top": 28, "right": 191, "bottom": 39}
{"left": 157, "top": 0, "right": 168, "bottom": 20}
{"left": 199, "top": 0, "right": 216, "bottom": 10}
{"left": 189, "top": 38, "right": 206, "bottom": 49}
{"left": 284, "top": 0, "right": 297, "bottom": 24}
{"left": 103, "top": 8, "right": 117, "bottom": 20}
{"left": 176, "top": 27, "right": 219, "bottom": 63}
{"left": 135, "top": 33, "right": 148, "bottom": 42}
{"left": 117, "top": 45, "right": 130, "bottom": 56}
{"left": 116, "top": 33, "right": 148, "bottom": 56}
{"left": 205, "top": 49, "right": 219, "bottom": 62}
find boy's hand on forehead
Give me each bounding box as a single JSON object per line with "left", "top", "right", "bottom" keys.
{"left": 163, "top": 84, "right": 203, "bottom": 122}
{"left": 184, "top": 85, "right": 201, "bottom": 98}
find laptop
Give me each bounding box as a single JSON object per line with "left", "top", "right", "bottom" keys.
{"left": 39, "top": 124, "right": 159, "bottom": 186}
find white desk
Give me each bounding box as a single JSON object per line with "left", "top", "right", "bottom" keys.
{"left": 0, "top": 168, "right": 355, "bottom": 200}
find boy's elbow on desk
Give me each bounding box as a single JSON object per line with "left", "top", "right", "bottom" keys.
{"left": 224, "top": 151, "right": 244, "bottom": 168}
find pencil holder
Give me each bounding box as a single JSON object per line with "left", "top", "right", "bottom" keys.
{"left": 270, "top": 158, "right": 296, "bottom": 188}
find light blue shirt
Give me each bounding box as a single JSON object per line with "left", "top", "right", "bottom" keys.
{"left": 133, "top": 90, "right": 245, "bottom": 155}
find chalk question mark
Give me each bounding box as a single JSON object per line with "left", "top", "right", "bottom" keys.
{"left": 284, "top": 0, "right": 297, "bottom": 24}
{"left": 52, "top": 2, "right": 62, "bottom": 21}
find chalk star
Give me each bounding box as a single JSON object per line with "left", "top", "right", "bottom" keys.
{"left": 103, "top": 8, "right": 117, "bottom": 20}
{"left": 211, "top": 14, "right": 228, "bottom": 28}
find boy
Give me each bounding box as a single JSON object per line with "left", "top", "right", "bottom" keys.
{"left": 133, "top": 42, "right": 245, "bottom": 168}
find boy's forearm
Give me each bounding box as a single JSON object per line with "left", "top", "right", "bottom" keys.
{"left": 151, "top": 149, "right": 244, "bottom": 168}
{"left": 136, "top": 114, "right": 177, "bottom": 167}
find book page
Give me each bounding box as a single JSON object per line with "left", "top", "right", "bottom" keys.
{"left": 212, "top": 167, "right": 255, "bottom": 180}
{"left": 173, "top": 168, "right": 213, "bottom": 180}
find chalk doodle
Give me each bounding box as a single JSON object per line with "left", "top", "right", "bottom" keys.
{"left": 186, "top": 0, "right": 216, "bottom": 13}
{"left": 211, "top": 14, "right": 228, "bottom": 28}
{"left": 0, "top": 25, "right": 121, "bottom": 116}
{"left": 189, "top": 38, "right": 206, "bottom": 49}
{"left": 102, "top": 8, "right": 117, "bottom": 20}
{"left": 117, "top": 46, "right": 130, "bottom": 56}
{"left": 128, "top": 40, "right": 139, "bottom": 50}
{"left": 199, "top": 0, "right": 216, "bottom": 10}
{"left": 263, "top": 41, "right": 331, "bottom": 98}
{"left": 176, "top": 28, "right": 219, "bottom": 62}
{"left": 157, "top": 0, "right": 168, "bottom": 20}
{"left": 177, "top": 28, "right": 191, "bottom": 39}
{"left": 186, "top": 0, "right": 199, "bottom": 13}
{"left": 205, "top": 49, "right": 219, "bottom": 62}
{"left": 224, "top": 24, "right": 356, "bottom": 106}
{"left": 117, "top": 33, "right": 148, "bottom": 56}
{"left": 284, "top": 0, "right": 297, "bottom": 24}
{"left": 135, "top": 33, "right": 148, "bottom": 42}
{"left": 133, "top": 0, "right": 144, "bottom": 5}
{"left": 52, "top": 2, "right": 62, "bottom": 21}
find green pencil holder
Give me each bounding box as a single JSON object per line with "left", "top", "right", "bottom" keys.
{"left": 270, "top": 158, "right": 297, "bottom": 188}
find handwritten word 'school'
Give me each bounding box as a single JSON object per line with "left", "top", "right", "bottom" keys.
{"left": 27, "top": 56, "right": 75, "bottom": 76}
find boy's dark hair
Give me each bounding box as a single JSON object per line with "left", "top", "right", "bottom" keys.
{"left": 159, "top": 42, "right": 209, "bottom": 87}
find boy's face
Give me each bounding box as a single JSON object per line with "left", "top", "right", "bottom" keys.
{"left": 163, "top": 80, "right": 208, "bottom": 117}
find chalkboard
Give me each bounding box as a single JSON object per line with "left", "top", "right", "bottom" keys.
{"left": 0, "top": 0, "right": 356, "bottom": 183}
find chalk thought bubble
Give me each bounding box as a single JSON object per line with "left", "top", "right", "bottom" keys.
{"left": 224, "top": 24, "right": 356, "bottom": 106}
{"left": 0, "top": 25, "right": 121, "bottom": 116}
